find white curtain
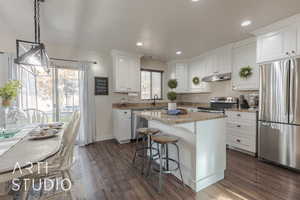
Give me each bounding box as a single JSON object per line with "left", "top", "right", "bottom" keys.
{"left": 51, "top": 60, "right": 97, "bottom": 146}
{"left": 78, "top": 63, "right": 97, "bottom": 146}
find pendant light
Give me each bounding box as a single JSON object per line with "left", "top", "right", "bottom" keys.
{"left": 14, "top": 0, "right": 50, "bottom": 73}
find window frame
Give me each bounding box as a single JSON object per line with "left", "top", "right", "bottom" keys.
{"left": 140, "top": 69, "right": 163, "bottom": 100}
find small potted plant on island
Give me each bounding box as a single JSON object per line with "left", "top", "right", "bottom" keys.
{"left": 167, "top": 79, "right": 177, "bottom": 110}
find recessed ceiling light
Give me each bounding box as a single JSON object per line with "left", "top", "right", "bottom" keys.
{"left": 176, "top": 51, "right": 182, "bottom": 55}
{"left": 136, "top": 42, "right": 143, "bottom": 46}
{"left": 241, "top": 20, "right": 252, "bottom": 27}
{"left": 191, "top": 0, "right": 200, "bottom": 2}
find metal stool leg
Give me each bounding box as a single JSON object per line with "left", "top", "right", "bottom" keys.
{"left": 158, "top": 144, "right": 165, "bottom": 193}
{"left": 132, "top": 135, "right": 140, "bottom": 164}
{"left": 141, "top": 135, "right": 147, "bottom": 175}
{"left": 146, "top": 135, "right": 152, "bottom": 176}
{"left": 165, "top": 144, "right": 169, "bottom": 171}
{"left": 147, "top": 142, "right": 160, "bottom": 176}
{"left": 174, "top": 143, "right": 184, "bottom": 186}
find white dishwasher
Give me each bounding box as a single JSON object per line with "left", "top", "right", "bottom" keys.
{"left": 113, "top": 109, "right": 132, "bottom": 144}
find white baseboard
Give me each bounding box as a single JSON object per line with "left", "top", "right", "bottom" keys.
{"left": 96, "top": 134, "right": 114, "bottom": 142}
{"left": 195, "top": 171, "right": 224, "bottom": 192}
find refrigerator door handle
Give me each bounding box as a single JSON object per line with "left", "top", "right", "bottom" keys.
{"left": 261, "top": 122, "right": 270, "bottom": 127}
{"left": 290, "top": 58, "right": 300, "bottom": 124}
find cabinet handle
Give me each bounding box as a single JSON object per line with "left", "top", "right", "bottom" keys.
{"left": 292, "top": 50, "right": 296, "bottom": 54}
{"left": 236, "top": 139, "right": 241, "bottom": 143}
{"left": 124, "top": 112, "right": 127, "bottom": 114}
{"left": 237, "top": 114, "right": 241, "bottom": 117}
{"left": 237, "top": 125, "right": 241, "bottom": 128}
{"left": 286, "top": 52, "right": 290, "bottom": 56}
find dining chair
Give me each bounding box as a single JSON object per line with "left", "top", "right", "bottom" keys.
{"left": 23, "top": 109, "right": 49, "bottom": 124}
{"left": 42, "top": 111, "right": 81, "bottom": 199}
{"left": 20, "top": 111, "right": 81, "bottom": 200}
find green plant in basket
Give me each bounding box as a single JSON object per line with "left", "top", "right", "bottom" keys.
{"left": 0, "top": 80, "right": 22, "bottom": 107}
{"left": 167, "top": 91, "right": 177, "bottom": 101}
{"left": 239, "top": 66, "right": 253, "bottom": 79}
{"left": 168, "top": 79, "right": 178, "bottom": 89}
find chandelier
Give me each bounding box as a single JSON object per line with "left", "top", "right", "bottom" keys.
{"left": 14, "top": 0, "right": 49, "bottom": 73}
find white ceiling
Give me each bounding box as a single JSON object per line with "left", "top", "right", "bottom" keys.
{"left": 1, "top": 0, "right": 300, "bottom": 60}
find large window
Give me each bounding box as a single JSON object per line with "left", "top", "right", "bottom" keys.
{"left": 18, "top": 66, "right": 80, "bottom": 123}
{"left": 141, "top": 70, "right": 163, "bottom": 100}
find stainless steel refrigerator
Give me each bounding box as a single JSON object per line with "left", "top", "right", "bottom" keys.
{"left": 258, "top": 57, "right": 300, "bottom": 170}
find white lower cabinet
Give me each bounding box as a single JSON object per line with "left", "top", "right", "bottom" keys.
{"left": 225, "top": 111, "right": 257, "bottom": 155}
{"left": 113, "top": 109, "right": 132, "bottom": 144}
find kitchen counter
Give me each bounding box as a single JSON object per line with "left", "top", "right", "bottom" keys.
{"left": 225, "top": 108, "right": 258, "bottom": 113}
{"left": 112, "top": 102, "right": 209, "bottom": 110}
{"left": 135, "top": 110, "right": 226, "bottom": 124}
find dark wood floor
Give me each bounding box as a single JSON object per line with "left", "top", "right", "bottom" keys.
{"left": 69, "top": 140, "right": 300, "bottom": 200}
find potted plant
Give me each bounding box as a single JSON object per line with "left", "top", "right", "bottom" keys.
{"left": 167, "top": 79, "right": 178, "bottom": 110}
{"left": 0, "top": 80, "right": 22, "bottom": 107}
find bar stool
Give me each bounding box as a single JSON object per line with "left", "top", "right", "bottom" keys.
{"left": 149, "top": 134, "right": 184, "bottom": 192}
{"left": 132, "top": 128, "right": 160, "bottom": 174}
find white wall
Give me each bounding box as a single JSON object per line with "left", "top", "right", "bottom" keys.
{"left": 0, "top": 54, "right": 9, "bottom": 87}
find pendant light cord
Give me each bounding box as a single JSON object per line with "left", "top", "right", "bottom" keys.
{"left": 34, "top": 0, "right": 41, "bottom": 43}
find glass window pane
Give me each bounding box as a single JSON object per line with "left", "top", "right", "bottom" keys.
{"left": 36, "top": 69, "right": 54, "bottom": 122}
{"left": 152, "top": 72, "right": 161, "bottom": 99}
{"left": 141, "top": 71, "right": 151, "bottom": 100}
{"left": 57, "top": 69, "right": 80, "bottom": 123}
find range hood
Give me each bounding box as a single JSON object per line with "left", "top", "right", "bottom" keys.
{"left": 202, "top": 72, "right": 231, "bottom": 82}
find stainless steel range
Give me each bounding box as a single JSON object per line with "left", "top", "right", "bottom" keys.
{"left": 198, "top": 97, "right": 238, "bottom": 113}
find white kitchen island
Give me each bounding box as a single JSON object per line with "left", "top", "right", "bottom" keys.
{"left": 135, "top": 110, "right": 227, "bottom": 192}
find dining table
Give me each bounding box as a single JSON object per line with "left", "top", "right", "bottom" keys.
{"left": 0, "top": 124, "right": 65, "bottom": 197}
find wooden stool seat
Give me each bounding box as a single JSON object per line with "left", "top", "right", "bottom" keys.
{"left": 152, "top": 134, "right": 179, "bottom": 144}
{"left": 137, "top": 128, "right": 160, "bottom": 135}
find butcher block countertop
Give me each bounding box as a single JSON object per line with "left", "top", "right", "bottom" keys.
{"left": 134, "top": 110, "right": 226, "bottom": 124}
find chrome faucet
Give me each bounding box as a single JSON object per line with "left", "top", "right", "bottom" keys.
{"left": 152, "top": 94, "right": 159, "bottom": 106}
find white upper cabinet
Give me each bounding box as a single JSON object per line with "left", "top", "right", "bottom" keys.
{"left": 256, "top": 26, "right": 298, "bottom": 63}
{"left": 213, "top": 44, "right": 232, "bottom": 74}
{"left": 175, "top": 63, "right": 188, "bottom": 92}
{"left": 232, "top": 39, "right": 259, "bottom": 91}
{"left": 111, "top": 50, "right": 141, "bottom": 93}
{"left": 167, "top": 44, "right": 233, "bottom": 94}
{"left": 188, "top": 59, "right": 211, "bottom": 93}
{"left": 167, "top": 62, "right": 188, "bottom": 93}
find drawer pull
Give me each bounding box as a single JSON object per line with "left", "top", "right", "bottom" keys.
{"left": 237, "top": 114, "right": 241, "bottom": 117}
{"left": 237, "top": 125, "right": 241, "bottom": 128}
{"left": 236, "top": 139, "right": 241, "bottom": 143}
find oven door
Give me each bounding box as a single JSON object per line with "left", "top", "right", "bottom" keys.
{"left": 210, "top": 102, "right": 238, "bottom": 110}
